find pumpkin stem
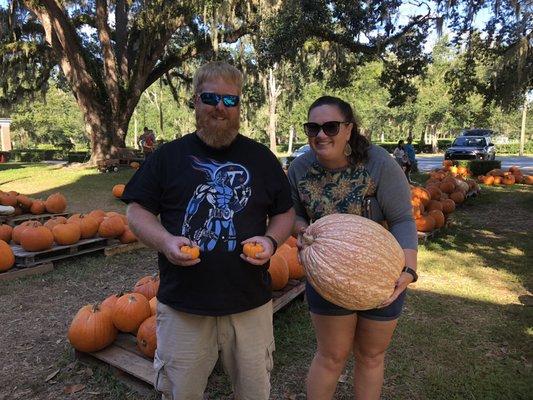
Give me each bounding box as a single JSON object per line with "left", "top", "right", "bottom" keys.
{"left": 302, "top": 233, "right": 314, "bottom": 246}
{"left": 92, "top": 302, "right": 101, "bottom": 313}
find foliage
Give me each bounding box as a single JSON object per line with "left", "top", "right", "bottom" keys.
{"left": 466, "top": 160, "right": 502, "bottom": 176}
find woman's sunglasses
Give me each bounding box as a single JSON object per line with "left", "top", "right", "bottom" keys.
{"left": 199, "top": 92, "right": 240, "bottom": 107}
{"left": 303, "top": 121, "right": 351, "bottom": 137}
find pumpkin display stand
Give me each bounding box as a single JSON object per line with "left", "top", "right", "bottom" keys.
{"left": 0, "top": 211, "right": 70, "bottom": 227}
{"left": 76, "top": 277, "right": 306, "bottom": 391}
{"left": 0, "top": 262, "right": 54, "bottom": 282}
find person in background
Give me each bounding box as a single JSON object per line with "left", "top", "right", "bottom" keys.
{"left": 404, "top": 138, "right": 417, "bottom": 179}
{"left": 122, "top": 61, "right": 295, "bottom": 400}
{"left": 138, "top": 127, "right": 156, "bottom": 159}
{"left": 288, "top": 96, "right": 417, "bottom": 400}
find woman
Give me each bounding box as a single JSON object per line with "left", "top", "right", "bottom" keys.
{"left": 288, "top": 96, "right": 418, "bottom": 400}
{"left": 393, "top": 140, "right": 407, "bottom": 169}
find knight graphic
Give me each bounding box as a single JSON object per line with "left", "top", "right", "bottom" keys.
{"left": 182, "top": 157, "right": 251, "bottom": 252}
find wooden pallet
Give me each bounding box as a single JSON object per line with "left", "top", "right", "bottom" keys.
{"left": 77, "top": 279, "right": 306, "bottom": 389}
{"left": 104, "top": 240, "right": 146, "bottom": 257}
{"left": 0, "top": 212, "right": 70, "bottom": 226}
{"left": 0, "top": 262, "right": 54, "bottom": 282}
{"left": 12, "top": 237, "right": 111, "bottom": 267}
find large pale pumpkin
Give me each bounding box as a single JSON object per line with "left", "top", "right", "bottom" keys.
{"left": 67, "top": 303, "right": 118, "bottom": 352}
{"left": 299, "top": 214, "right": 405, "bottom": 310}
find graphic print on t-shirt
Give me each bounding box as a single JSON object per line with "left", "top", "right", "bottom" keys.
{"left": 181, "top": 156, "right": 252, "bottom": 252}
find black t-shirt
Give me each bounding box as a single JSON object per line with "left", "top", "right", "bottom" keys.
{"left": 122, "top": 132, "right": 293, "bottom": 316}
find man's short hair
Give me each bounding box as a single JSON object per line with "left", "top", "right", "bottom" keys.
{"left": 193, "top": 62, "right": 243, "bottom": 94}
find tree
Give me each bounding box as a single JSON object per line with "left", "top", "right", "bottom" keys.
{"left": 0, "top": 1, "right": 259, "bottom": 161}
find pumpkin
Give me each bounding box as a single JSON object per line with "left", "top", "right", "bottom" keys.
{"left": 428, "top": 210, "right": 445, "bottom": 229}
{"left": 88, "top": 209, "right": 106, "bottom": 225}
{"left": 502, "top": 175, "right": 515, "bottom": 185}
{"left": 0, "top": 239, "right": 15, "bottom": 271}
{"left": 488, "top": 169, "right": 504, "bottom": 176}
{"left": 415, "top": 215, "right": 436, "bottom": 232}
{"left": 67, "top": 303, "right": 118, "bottom": 353}
{"left": 0, "top": 193, "right": 17, "bottom": 207}
{"left": 101, "top": 293, "right": 123, "bottom": 315}
{"left": 439, "top": 181, "right": 455, "bottom": 194}
{"left": 243, "top": 242, "right": 264, "bottom": 258}
{"left": 112, "top": 184, "right": 126, "bottom": 198}
{"left": 284, "top": 235, "right": 298, "bottom": 248}
{"left": 449, "top": 191, "right": 465, "bottom": 204}
{"left": 136, "top": 315, "right": 157, "bottom": 358}
{"left": 426, "top": 200, "right": 443, "bottom": 212}
{"left": 16, "top": 195, "right": 33, "bottom": 210}
{"left": 443, "top": 160, "right": 453, "bottom": 167}
{"left": 299, "top": 214, "right": 404, "bottom": 310}
{"left": 20, "top": 224, "right": 54, "bottom": 252}
{"left": 52, "top": 222, "right": 81, "bottom": 245}
{"left": 0, "top": 224, "right": 13, "bottom": 243}
{"left": 426, "top": 186, "right": 442, "bottom": 201}
{"left": 30, "top": 200, "right": 46, "bottom": 215}
{"left": 134, "top": 274, "right": 160, "bottom": 300}
{"left": 441, "top": 199, "right": 456, "bottom": 214}
{"left": 457, "top": 166, "right": 467, "bottom": 175}
{"left": 277, "top": 244, "right": 305, "bottom": 279}
{"left": 68, "top": 214, "right": 99, "bottom": 239}
{"left": 98, "top": 216, "right": 125, "bottom": 238}
{"left": 412, "top": 205, "right": 424, "bottom": 219}
{"left": 130, "top": 162, "right": 140, "bottom": 169}
{"left": 482, "top": 175, "right": 495, "bottom": 185}
{"left": 106, "top": 212, "right": 128, "bottom": 225}
{"left": 492, "top": 176, "right": 502, "bottom": 185}
{"left": 45, "top": 193, "right": 67, "bottom": 213}
{"left": 524, "top": 176, "right": 533, "bottom": 185}
{"left": 44, "top": 216, "right": 67, "bottom": 230}
{"left": 410, "top": 187, "right": 431, "bottom": 206}
{"left": 449, "top": 166, "right": 458, "bottom": 175}
{"left": 119, "top": 226, "right": 138, "bottom": 244}
{"left": 112, "top": 293, "right": 151, "bottom": 333}
{"left": 149, "top": 297, "right": 157, "bottom": 316}
{"left": 13, "top": 220, "right": 42, "bottom": 244}
{"left": 180, "top": 245, "right": 200, "bottom": 259}
{"left": 269, "top": 254, "right": 289, "bottom": 291}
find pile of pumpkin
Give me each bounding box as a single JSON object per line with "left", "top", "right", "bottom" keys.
{"left": 0, "top": 209, "right": 137, "bottom": 273}
{"left": 0, "top": 191, "right": 68, "bottom": 216}
{"left": 478, "top": 166, "right": 533, "bottom": 186}
{"left": 68, "top": 274, "right": 159, "bottom": 358}
{"left": 412, "top": 163, "right": 480, "bottom": 233}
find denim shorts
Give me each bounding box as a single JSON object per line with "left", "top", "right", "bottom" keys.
{"left": 306, "top": 281, "right": 407, "bottom": 321}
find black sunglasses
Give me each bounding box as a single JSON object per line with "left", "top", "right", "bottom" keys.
{"left": 303, "top": 121, "right": 351, "bottom": 137}
{"left": 199, "top": 92, "right": 240, "bottom": 107}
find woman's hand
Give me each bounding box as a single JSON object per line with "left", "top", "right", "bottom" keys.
{"left": 379, "top": 272, "right": 414, "bottom": 308}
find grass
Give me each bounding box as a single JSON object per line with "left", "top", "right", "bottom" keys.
{"left": 1, "top": 162, "right": 532, "bottom": 399}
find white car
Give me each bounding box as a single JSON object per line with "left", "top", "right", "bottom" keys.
{"left": 291, "top": 144, "right": 311, "bottom": 158}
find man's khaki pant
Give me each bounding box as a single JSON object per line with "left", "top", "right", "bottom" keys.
{"left": 154, "top": 301, "right": 275, "bottom": 400}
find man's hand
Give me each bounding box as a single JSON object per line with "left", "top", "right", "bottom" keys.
{"left": 160, "top": 235, "right": 201, "bottom": 267}
{"left": 240, "top": 236, "right": 275, "bottom": 266}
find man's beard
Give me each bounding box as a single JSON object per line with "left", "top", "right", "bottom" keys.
{"left": 196, "top": 112, "right": 240, "bottom": 149}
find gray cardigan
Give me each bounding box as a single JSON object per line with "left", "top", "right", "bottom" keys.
{"left": 288, "top": 144, "right": 417, "bottom": 250}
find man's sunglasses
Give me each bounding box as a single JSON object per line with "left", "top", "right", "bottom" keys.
{"left": 199, "top": 92, "right": 240, "bottom": 107}
{"left": 303, "top": 121, "right": 351, "bottom": 137}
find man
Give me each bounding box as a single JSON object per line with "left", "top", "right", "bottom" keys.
{"left": 404, "top": 137, "right": 417, "bottom": 180}
{"left": 138, "top": 126, "right": 156, "bottom": 158}
{"left": 122, "top": 61, "right": 295, "bottom": 400}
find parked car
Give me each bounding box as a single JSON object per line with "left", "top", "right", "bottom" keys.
{"left": 291, "top": 144, "right": 311, "bottom": 158}
{"left": 444, "top": 133, "right": 496, "bottom": 160}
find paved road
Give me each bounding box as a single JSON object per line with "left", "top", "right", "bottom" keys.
{"left": 416, "top": 155, "right": 533, "bottom": 174}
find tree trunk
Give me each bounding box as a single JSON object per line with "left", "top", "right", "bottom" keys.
{"left": 267, "top": 66, "right": 281, "bottom": 153}
{"left": 519, "top": 96, "right": 527, "bottom": 156}
{"left": 288, "top": 125, "right": 294, "bottom": 154}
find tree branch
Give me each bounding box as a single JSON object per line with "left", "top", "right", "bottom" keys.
{"left": 115, "top": 0, "right": 129, "bottom": 82}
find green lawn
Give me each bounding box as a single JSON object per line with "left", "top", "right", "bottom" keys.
{"left": 0, "top": 163, "right": 532, "bottom": 400}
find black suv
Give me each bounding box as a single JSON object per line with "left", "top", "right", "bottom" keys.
{"left": 444, "top": 129, "right": 496, "bottom": 160}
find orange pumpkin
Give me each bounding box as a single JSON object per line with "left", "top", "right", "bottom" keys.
{"left": 482, "top": 175, "right": 495, "bottom": 185}
{"left": 68, "top": 214, "right": 99, "bottom": 239}
{"left": 269, "top": 254, "right": 289, "bottom": 290}
{"left": 284, "top": 236, "right": 298, "bottom": 248}
{"left": 492, "top": 176, "right": 502, "bottom": 185}
{"left": 130, "top": 162, "right": 140, "bottom": 169}
{"left": 88, "top": 209, "right": 106, "bottom": 225}
{"left": 0, "top": 193, "right": 17, "bottom": 207}
{"left": 112, "top": 184, "right": 126, "bottom": 198}
{"left": 119, "top": 226, "right": 138, "bottom": 244}
{"left": 439, "top": 181, "right": 455, "bottom": 194}
{"left": 98, "top": 216, "right": 125, "bottom": 238}
{"left": 299, "top": 214, "right": 404, "bottom": 310}
{"left": 524, "top": 176, "right": 533, "bottom": 185}
{"left": 30, "top": 200, "right": 46, "bottom": 215}
{"left": 411, "top": 187, "right": 431, "bottom": 206}
{"left": 149, "top": 297, "right": 157, "bottom": 316}
{"left": 20, "top": 224, "right": 54, "bottom": 252}
{"left": 45, "top": 193, "right": 67, "bottom": 213}
{"left": 0, "top": 239, "right": 15, "bottom": 272}
{"left": 243, "top": 242, "right": 264, "bottom": 258}
{"left": 426, "top": 200, "right": 443, "bottom": 212}
{"left": 67, "top": 303, "right": 118, "bottom": 352}
{"left": 136, "top": 315, "right": 157, "bottom": 358}
{"left": 52, "top": 222, "right": 81, "bottom": 245}
{"left": 415, "top": 215, "right": 436, "bottom": 232}
{"left": 457, "top": 166, "right": 467, "bottom": 175}
{"left": 412, "top": 205, "right": 424, "bottom": 219}
{"left": 428, "top": 210, "right": 445, "bottom": 229}
{"left": 441, "top": 199, "right": 456, "bottom": 214}
{"left": 426, "top": 186, "right": 442, "bottom": 201}
{"left": 44, "top": 216, "right": 67, "bottom": 230}
{"left": 12, "top": 220, "right": 41, "bottom": 244}
{"left": 0, "top": 224, "right": 13, "bottom": 243}
{"left": 134, "top": 275, "right": 160, "bottom": 300}
{"left": 502, "top": 175, "right": 515, "bottom": 185}
{"left": 277, "top": 244, "right": 304, "bottom": 279}
{"left": 16, "top": 195, "right": 33, "bottom": 210}
{"left": 112, "top": 293, "right": 151, "bottom": 333}
{"left": 101, "top": 293, "right": 123, "bottom": 316}
{"left": 180, "top": 245, "right": 200, "bottom": 259}
{"left": 449, "top": 191, "right": 465, "bottom": 204}
{"left": 443, "top": 160, "right": 453, "bottom": 167}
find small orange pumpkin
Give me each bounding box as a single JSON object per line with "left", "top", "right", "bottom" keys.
{"left": 134, "top": 274, "right": 160, "bottom": 300}
{"left": 426, "top": 186, "right": 442, "bottom": 201}
{"left": 243, "top": 242, "right": 264, "bottom": 258}
{"left": 180, "top": 245, "right": 200, "bottom": 259}
{"left": 0, "top": 224, "right": 13, "bottom": 243}
{"left": 501, "top": 175, "right": 515, "bottom": 185}
{"left": 284, "top": 236, "right": 298, "bottom": 248}
{"left": 45, "top": 192, "right": 67, "bottom": 213}
{"left": 441, "top": 199, "right": 456, "bottom": 214}
{"left": 426, "top": 200, "right": 443, "bottom": 212}
{"left": 52, "top": 222, "right": 81, "bottom": 245}
{"left": 428, "top": 210, "right": 445, "bottom": 229}
{"left": 16, "top": 195, "right": 33, "bottom": 210}
{"left": 449, "top": 191, "right": 465, "bottom": 204}
{"left": 415, "top": 215, "right": 436, "bottom": 232}
{"left": 30, "top": 200, "right": 46, "bottom": 215}
{"left": 136, "top": 315, "right": 157, "bottom": 358}
{"left": 410, "top": 187, "right": 431, "bottom": 206}
{"left": 67, "top": 303, "right": 118, "bottom": 352}
{"left": 277, "top": 244, "right": 304, "bottom": 279}
{"left": 20, "top": 224, "right": 54, "bottom": 252}
{"left": 112, "top": 293, "right": 151, "bottom": 333}
{"left": 88, "top": 209, "right": 106, "bottom": 225}
{"left": 0, "top": 193, "right": 17, "bottom": 207}
{"left": 112, "top": 184, "right": 126, "bottom": 198}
